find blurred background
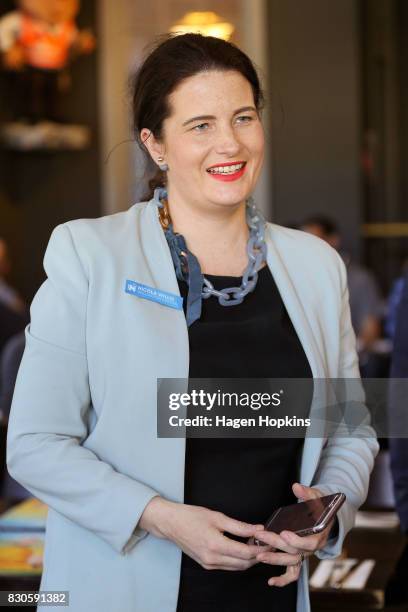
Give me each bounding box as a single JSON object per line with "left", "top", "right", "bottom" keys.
{"left": 0, "top": 0, "right": 407, "bottom": 609}
{"left": 0, "top": 0, "right": 406, "bottom": 302}
{"left": 0, "top": 0, "right": 407, "bottom": 296}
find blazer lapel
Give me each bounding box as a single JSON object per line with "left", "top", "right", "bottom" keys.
{"left": 138, "top": 198, "right": 190, "bottom": 378}
{"left": 135, "top": 199, "right": 189, "bottom": 502}
{"left": 139, "top": 199, "right": 185, "bottom": 299}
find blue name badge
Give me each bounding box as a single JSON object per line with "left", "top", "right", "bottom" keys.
{"left": 125, "top": 279, "right": 183, "bottom": 311}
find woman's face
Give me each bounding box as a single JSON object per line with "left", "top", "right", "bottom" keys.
{"left": 144, "top": 69, "right": 265, "bottom": 211}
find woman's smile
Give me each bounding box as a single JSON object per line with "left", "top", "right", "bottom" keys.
{"left": 206, "top": 161, "right": 247, "bottom": 182}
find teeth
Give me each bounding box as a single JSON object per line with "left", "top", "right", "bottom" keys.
{"left": 207, "top": 162, "right": 245, "bottom": 174}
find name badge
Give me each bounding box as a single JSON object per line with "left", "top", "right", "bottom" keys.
{"left": 125, "top": 279, "right": 183, "bottom": 311}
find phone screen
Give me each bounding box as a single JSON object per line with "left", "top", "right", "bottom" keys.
{"left": 266, "top": 494, "right": 339, "bottom": 534}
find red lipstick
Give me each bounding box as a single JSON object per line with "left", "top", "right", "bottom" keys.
{"left": 206, "top": 161, "right": 247, "bottom": 182}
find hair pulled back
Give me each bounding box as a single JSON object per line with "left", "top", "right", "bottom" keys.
{"left": 130, "top": 33, "right": 264, "bottom": 200}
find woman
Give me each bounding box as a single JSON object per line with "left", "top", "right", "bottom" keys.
{"left": 7, "top": 34, "right": 378, "bottom": 612}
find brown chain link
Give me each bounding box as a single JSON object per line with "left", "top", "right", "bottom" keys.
{"left": 158, "top": 197, "right": 172, "bottom": 230}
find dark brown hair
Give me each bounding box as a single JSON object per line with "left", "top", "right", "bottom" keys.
{"left": 130, "top": 33, "right": 265, "bottom": 200}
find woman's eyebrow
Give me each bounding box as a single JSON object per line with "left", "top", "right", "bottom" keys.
{"left": 182, "top": 106, "right": 257, "bottom": 127}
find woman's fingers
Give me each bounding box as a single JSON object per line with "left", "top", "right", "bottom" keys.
{"left": 196, "top": 534, "right": 261, "bottom": 570}
{"left": 165, "top": 505, "right": 271, "bottom": 570}
{"left": 200, "top": 551, "right": 259, "bottom": 571}
{"left": 268, "top": 563, "right": 302, "bottom": 587}
{"left": 279, "top": 529, "right": 322, "bottom": 552}
{"left": 254, "top": 526, "right": 311, "bottom": 587}
{"left": 216, "top": 513, "right": 264, "bottom": 538}
{"left": 292, "top": 482, "right": 322, "bottom": 502}
{"left": 257, "top": 549, "right": 309, "bottom": 567}
{"left": 209, "top": 513, "right": 266, "bottom": 562}
{"left": 253, "top": 530, "right": 299, "bottom": 555}
{"left": 219, "top": 539, "right": 264, "bottom": 561}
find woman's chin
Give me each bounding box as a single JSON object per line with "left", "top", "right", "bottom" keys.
{"left": 204, "top": 184, "right": 253, "bottom": 208}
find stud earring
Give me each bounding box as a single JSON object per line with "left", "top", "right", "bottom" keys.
{"left": 157, "top": 156, "right": 169, "bottom": 172}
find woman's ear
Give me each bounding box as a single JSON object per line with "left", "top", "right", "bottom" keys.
{"left": 140, "top": 128, "right": 165, "bottom": 166}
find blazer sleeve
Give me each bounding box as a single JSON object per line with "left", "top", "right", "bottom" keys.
{"left": 311, "top": 253, "right": 379, "bottom": 559}
{"left": 6, "top": 224, "right": 160, "bottom": 555}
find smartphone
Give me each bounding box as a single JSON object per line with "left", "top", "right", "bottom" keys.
{"left": 248, "top": 492, "right": 346, "bottom": 546}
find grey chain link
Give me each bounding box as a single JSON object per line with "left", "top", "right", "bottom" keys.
{"left": 201, "top": 197, "right": 267, "bottom": 306}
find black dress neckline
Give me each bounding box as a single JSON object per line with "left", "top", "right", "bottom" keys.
{"left": 199, "top": 264, "right": 269, "bottom": 282}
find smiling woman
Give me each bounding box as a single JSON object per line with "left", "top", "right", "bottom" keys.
{"left": 6, "top": 33, "right": 378, "bottom": 612}
{"left": 139, "top": 68, "right": 264, "bottom": 281}
{"left": 133, "top": 46, "right": 265, "bottom": 283}
{"left": 141, "top": 69, "right": 263, "bottom": 214}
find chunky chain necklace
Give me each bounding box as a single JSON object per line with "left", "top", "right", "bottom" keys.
{"left": 153, "top": 186, "right": 267, "bottom": 326}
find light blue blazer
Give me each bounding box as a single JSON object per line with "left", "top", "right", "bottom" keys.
{"left": 6, "top": 195, "right": 379, "bottom": 612}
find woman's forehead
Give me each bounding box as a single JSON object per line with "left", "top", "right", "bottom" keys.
{"left": 167, "top": 70, "right": 255, "bottom": 117}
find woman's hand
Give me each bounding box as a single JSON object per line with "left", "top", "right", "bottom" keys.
{"left": 139, "top": 496, "right": 264, "bottom": 571}
{"left": 255, "top": 483, "right": 336, "bottom": 587}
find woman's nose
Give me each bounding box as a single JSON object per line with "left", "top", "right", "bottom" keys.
{"left": 214, "top": 126, "right": 241, "bottom": 155}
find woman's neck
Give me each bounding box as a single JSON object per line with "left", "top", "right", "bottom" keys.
{"left": 166, "top": 190, "right": 250, "bottom": 276}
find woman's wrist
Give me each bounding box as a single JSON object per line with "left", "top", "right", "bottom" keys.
{"left": 138, "top": 495, "right": 178, "bottom": 539}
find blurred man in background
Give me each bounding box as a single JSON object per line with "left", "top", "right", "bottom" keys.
{"left": 301, "top": 216, "right": 383, "bottom": 355}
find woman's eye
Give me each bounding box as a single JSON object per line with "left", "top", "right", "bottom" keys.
{"left": 191, "top": 116, "right": 254, "bottom": 132}
{"left": 236, "top": 115, "right": 253, "bottom": 124}
{"left": 192, "top": 123, "right": 210, "bottom": 132}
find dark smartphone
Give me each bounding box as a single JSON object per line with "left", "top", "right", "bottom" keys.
{"left": 248, "top": 492, "right": 346, "bottom": 546}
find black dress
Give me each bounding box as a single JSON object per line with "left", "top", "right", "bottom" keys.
{"left": 176, "top": 265, "right": 312, "bottom": 612}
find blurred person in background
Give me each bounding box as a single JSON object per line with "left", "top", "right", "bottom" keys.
{"left": 0, "top": 271, "right": 28, "bottom": 502}
{"left": 0, "top": 300, "right": 27, "bottom": 355}
{"left": 0, "top": 236, "right": 27, "bottom": 498}
{"left": 384, "top": 259, "right": 408, "bottom": 341}
{"left": 0, "top": 238, "right": 25, "bottom": 315}
{"left": 300, "top": 216, "right": 384, "bottom": 375}
{"left": 386, "top": 272, "right": 408, "bottom": 605}
{"left": 0, "top": 331, "right": 29, "bottom": 502}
